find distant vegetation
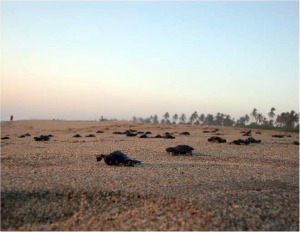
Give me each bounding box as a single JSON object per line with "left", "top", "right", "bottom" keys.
{"left": 130, "top": 107, "right": 299, "bottom": 132}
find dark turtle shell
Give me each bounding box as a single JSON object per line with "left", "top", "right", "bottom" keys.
{"left": 96, "top": 150, "right": 141, "bottom": 166}
{"left": 34, "top": 135, "right": 50, "bottom": 141}
{"left": 163, "top": 132, "right": 175, "bottom": 139}
{"left": 19, "top": 133, "right": 31, "bottom": 138}
{"left": 272, "top": 134, "right": 284, "bottom": 138}
{"left": 86, "top": 134, "right": 96, "bottom": 137}
{"left": 208, "top": 136, "right": 226, "bottom": 143}
{"left": 140, "top": 134, "right": 148, "bottom": 138}
{"left": 242, "top": 130, "right": 252, "bottom": 136}
{"left": 126, "top": 133, "right": 137, "bottom": 137}
{"left": 230, "top": 137, "right": 261, "bottom": 145}
{"left": 230, "top": 139, "right": 249, "bottom": 145}
{"left": 166, "top": 145, "right": 194, "bottom": 155}
{"left": 246, "top": 137, "right": 261, "bottom": 144}
{"left": 180, "top": 132, "right": 190, "bottom": 135}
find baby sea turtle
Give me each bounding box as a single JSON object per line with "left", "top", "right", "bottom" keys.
{"left": 246, "top": 137, "right": 261, "bottom": 144}
{"left": 166, "top": 145, "right": 194, "bottom": 155}
{"left": 272, "top": 135, "right": 284, "bottom": 138}
{"left": 1, "top": 136, "right": 10, "bottom": 140}
{"left": 113, "top": 131, "right": 124, "bottom": 135}
{"left": 242, "top": 130, "right": 251, "bottom": 136}
{"left": 163, "top": 132, "right": 175, "bottom": 139}
{"left": 34, "top": 135, "right": 50, "bottom": 141}
{"left": 154, "top": 134, "right": 162, "bottom": 138}
{"left": 19, "top": 133, "right": 31, "bottom": 138}
{"left": 86, "top": 134, "right": 96, "bottom": 137}
{"left": 229, "top": 139, "right": 250, "bottom": 145}
{"left": 96, "top": 150, "right": 141, "bottom": 166}
{"left": 96, "top": 131, "right": 104, "bottom": 133}
{"left": 208, "top": 136, "right": 226, "bottom": 143}
{"left": 230, "top": 137, "right": 261, "bottom": 145}
{"left": 180, "top": 132, "right": 190, "bottom": 135}
{"left": 126, "top": 133, "right": 137, "bottom": 137}
{"left": 73, "top": 134, "right": 82, "bottom": 138}
{"left": 140, "top": 134, "right": 148, "bottom": 138}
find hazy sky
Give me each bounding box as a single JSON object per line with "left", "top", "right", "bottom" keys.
{"left": 1, "top": 1, "right": 299, "bottom": 121}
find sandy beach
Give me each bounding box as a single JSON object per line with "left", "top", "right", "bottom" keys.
{"left": 1, "top": 120, "right": 299, "bottom": 230}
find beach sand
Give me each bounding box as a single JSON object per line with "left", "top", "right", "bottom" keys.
{"left": 1, "top": 120, "right": 299, "bottom": 230}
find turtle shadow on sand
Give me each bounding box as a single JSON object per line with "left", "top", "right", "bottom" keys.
{"left": 136, "top": 162, "right": 198, "bottom": 169}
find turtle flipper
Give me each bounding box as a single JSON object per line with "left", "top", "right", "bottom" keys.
{"left": 125, "top": 159, "right": 141, "bottom": 166}
{"left": 129, "top": 159, "right": 141, "bottom": 164}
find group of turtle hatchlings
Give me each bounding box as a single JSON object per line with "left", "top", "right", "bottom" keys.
{"left": 1, "top": 128, "right": 297, "bottom": 168}
{"left": 96, "top": 145, "right": 194, "bottom": 167}
{"left": 96, "top": 129, "right": 269, "bottom": 167}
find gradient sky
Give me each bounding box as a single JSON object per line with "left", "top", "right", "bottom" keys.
{"left": 1, "top": 1, "right": 299, "bottom": 121}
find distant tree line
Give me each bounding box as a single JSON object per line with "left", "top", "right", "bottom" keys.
{"left": 131, "top": 107, "right": 299, "bottom": 130}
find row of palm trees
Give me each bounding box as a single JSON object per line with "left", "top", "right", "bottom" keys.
{"left": 132, "top": 107, "right": 299, "bottom": 129}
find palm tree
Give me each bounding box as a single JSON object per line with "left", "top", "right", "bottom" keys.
{"left": 223, "top": 115, "right": 234, "bottom": 126}
{"left": 245, "top": 114, "right": 250, "bottom": 124}
{"left": 179, "top": 113, "right": 186, "bottom": 124}
{"left": 153, "top": 115, "right": 159, "bottom": 124}
{"left": 144, "top": 117, "right": 151, "bottom": 123}
{"left": 163, "top": 112, "right": 170, "bottom": 124}
{"left": 204, "top": 114, "right": 214, "bottom": 125}
{"left": 189, "top": 111, "right": 198, "bottom": 124}
{"left": 215, "top": 112, "right": 225, "bottom": 126}
{"left": 257, "top": 113, "right": 264, "bottom": 125}
{"left": 262, "top": 117, "right": 268, "bottom": 126}
{"left": 163, "top": 112, "right": 170, "bottom": 121}
{"left": 150, "top": 115, "right": 154, "bottom": 123}
{"left": 237, "top": 115, "right": 247, "bottom": 126}
{"left": 276, "top": 113, "right": 286, "bottom": 127}
{"left": 268, "top": 107, "right": 276, "bottom": 120}
{"left": 251, "top": 108, "right": 258, "bottom": 124}
{"left": 199, "top": 114, "right": 205, "bottom": 125}
{"left": 287, "top": 110, "right": 299, "bottom": 128}
{"left": 268, "top": 107, "right": 276, "bottom": 126}
{"left": 275, "top": 111, "right": 299, "bottom": 128}
{"left": 172, "top": 114, "right": 178, "bottom": 124}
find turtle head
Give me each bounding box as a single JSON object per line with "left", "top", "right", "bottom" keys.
{"left": 166, "top": 147, "right": 174, "bottom": 153}
{"left": 96, "top": 154, "right": 105, "bottom": 162}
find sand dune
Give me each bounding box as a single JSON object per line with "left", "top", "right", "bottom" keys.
{"left": 1, "top": 120, "right": 299, "bottom": 230}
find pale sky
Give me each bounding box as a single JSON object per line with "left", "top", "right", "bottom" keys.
{"left": 1, "top": 1, "right": 299, "bottom": 121}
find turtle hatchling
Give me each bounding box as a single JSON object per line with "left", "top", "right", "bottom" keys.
{"left": 166, "top": 145, "right": 194, "bottom": 155}
{"left": 208, "top": 136, "right": 226, "bottom": 143}
{"left": 34, "top": 135, "right": 50, "bottom": 141}
{"left": 96, "top": 150, "right": 141, "bottom": 166}
{"left": 163, "top": 132, "right": 175, "bottom": 139}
